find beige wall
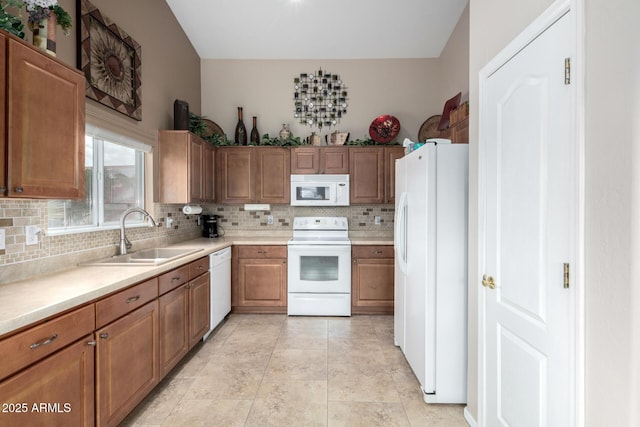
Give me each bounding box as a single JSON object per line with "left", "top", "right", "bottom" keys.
{"left": 440, "top": 4, "right": 470, "bottom": 103}
{"left": 201, "top": 59, "right": 444, "bottom": 144}
{"left": 200, "top": 6, "right": 470, "bottom": 146}
{"left": 53, "top": 0, "right": 201, "bottom": 134}
{"left": 201, "top": 6, "right": 471, "bottom": 146}
{"left": 0, "top": 1, "right": 202, "bottom": 281}
{"left": 469, "top": 0, "right": 640, "bottom": 425}
{"left": 585, "top": 0, "right": 639, "bottom": 425}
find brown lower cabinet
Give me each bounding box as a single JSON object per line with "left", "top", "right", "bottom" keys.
{"left": 232, "top": 245, "right": 287, "bottom": 313}
{"left": 0, "top": 336, "right": 95, "bottom": 426}
{"left": 351, "top": 245, "right": 395, "bottom": 314}
{"left": 158, "top": 284, "right": 189, "bottom": 377}
{"left": 158, "top": 271, "right": 210, "bottom": 377}
{"left": 0, "top": 255, "right": 213, "bottom": 427}
{"left": 95, "top": 300, "right": 160, "bottom": 427}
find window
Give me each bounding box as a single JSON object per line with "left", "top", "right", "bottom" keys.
{"left": 48, "top": 126, "right": 149, "bottom": 233}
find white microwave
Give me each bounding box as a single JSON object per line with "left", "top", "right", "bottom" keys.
{"left": 290, "top": 174, "right": 350, "bottom": 206}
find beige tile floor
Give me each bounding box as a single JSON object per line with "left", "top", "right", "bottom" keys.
{"left": 121, "top": 314, "right": 468, "bottom": 427}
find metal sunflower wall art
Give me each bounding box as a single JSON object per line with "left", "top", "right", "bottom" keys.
{"left": 78, "top": 0, "right": 142, "bottom": 121}
{"left": 293, "top": 68, "right": 348, "bottom": 129}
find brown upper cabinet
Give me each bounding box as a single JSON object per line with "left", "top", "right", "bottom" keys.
{"left": 290, "top": 146, "right": 349, "bottom": 174}
{"left": 217, "top": 146, "right": 290, "bottom": 204}
{"left": 158, "top": 130, "right": 214, "bottom": 204}
{"left": 385, "top": 146, "right": 405, "bottom": 203}
{"left": 1, "top": 31, "right": 85, "bottom": 198}
{"left": 349, "top": 146, "right": 404, "bottom": 204}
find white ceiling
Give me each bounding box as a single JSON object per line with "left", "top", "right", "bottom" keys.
{"left": 165, "top": 0, "right": 468, "bottom": 60}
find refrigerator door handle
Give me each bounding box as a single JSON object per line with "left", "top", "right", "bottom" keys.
{"left": 395, "top": 191, "right": 408, "bottom": 274}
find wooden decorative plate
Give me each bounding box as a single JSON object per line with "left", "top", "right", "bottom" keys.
{"left": 418, "top": 115, "right": 442, "bottom": 142}
{"left": 202, "top": 119, "right": 224, "bottom": 137}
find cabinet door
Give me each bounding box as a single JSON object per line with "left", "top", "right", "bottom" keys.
{"left": 189, "top": 136, "right": 204, "bottom": 202}
{"left": 0, "top": 33, "right": 6, "bottom": 196}
{"left": 349, "top": 147, "right": 384, "bottom": 204}
{"left": 188, "top": 272, "right": 211, "bottom": 348}
{"left": 7, "top": 39, "right": 85, "bottom": 199}
{"left": 352, "top": 247, "right": 394, "bottom": 314}
{"left": 0, "top": 337, "right": 95, "bottom": 427}
{"left": 237, "top": 259, "right": 287, "bottom": 307}
{"left": 203, "top": 143, "right": 216, "bottom": 202}
{"left": 451, "top": 117, "right": 469, "bottom": 143}
{"left": 256, "top": 147, "right": 290, "bottom": 203}
{"left": 96, "top": 301, "right": 159, "bottom": 427}
{"left": 385, "top": 146, "right": 405, "bottom": 203}
{"left": 321, "top": 147, "right": 349, "bottom": 174}
{"left": 291, "top": 147, "right": 320, "bottom": 174}
{"left": 158, "top": 284, "right": 189, "bottom": 377}
{"left": 216, "top": 147, "right": 254, "bottom": 204}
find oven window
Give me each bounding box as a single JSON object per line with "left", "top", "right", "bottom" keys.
{"left": 300, "top": 256, "right": 339, "bottom": 281}
{"left": 296, "top": 186, "right": 329, "bottom": 201}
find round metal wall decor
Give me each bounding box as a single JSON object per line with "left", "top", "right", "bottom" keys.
{"left": 293, "top": 69, "right": 348, "bottom": 129}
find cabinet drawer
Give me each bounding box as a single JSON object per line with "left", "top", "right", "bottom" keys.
{"left": 189, "top": 256, "right": 210, "bottom": 280}
{"left": 352, "top": 245, "right": 394, "bottom": 259}
{"left": 0, "top": 304, "right": 95, "bottom": 381}
{"left": 158, "top": 265, "right": 190, "bottom": 295}
{"left": 96, "top": 278, "right": 158, "bottom": 329}
{"left": 237, "top": 245, "right": 287, "bottom": 259}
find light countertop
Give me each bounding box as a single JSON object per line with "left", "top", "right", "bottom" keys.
{"left": 0, "top": 235, "right": 392, "bottom": 338}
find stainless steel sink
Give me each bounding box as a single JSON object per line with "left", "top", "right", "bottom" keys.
{"left": 83, "top": 247, "right": 204, "bottom": 266}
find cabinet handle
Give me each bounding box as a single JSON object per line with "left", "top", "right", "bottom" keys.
{"left": 126, "top": 295, "right": 141, "bottom": 304}
{"left": 353, "top": 259, "right": 357, "bottom": 264}
{"left": 373, "top": 250, "right": 383, "bottom": 254}
{"left": 30, "top": 333, "right": 58, "bottom": 349}
{"left": 14, "top": 187, "right": 24, "bottom": 193}
{"left": 198, "top": 265, "right": 204, "bottom": 270}
{"left": 171, "top": 276, "right": 182, "bottom": 282}
{"left": 87, "top": 340, "right": 97, "bottom": 347}
{"left": 0, "top": 185, "right": 5, "bottom": 192}
{"left": 100, "top": 333, "right": 109, "bottom": 340}
{"left": 185, "top": 284, "right": 191, "bottom": 289}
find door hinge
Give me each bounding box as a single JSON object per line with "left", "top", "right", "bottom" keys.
{"left": 564, "top": 58, "right": 571, "bottom": 85}
{"left": 563, "top": 263, "right": 570, "bottom": 288}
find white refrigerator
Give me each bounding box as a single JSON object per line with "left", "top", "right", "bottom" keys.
{"left": 394, "top": 142, "right": 468, "bottom": 404}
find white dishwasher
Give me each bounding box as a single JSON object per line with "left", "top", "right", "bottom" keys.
{"left": 203, "top": 247, "right": 231, "bottom": 340}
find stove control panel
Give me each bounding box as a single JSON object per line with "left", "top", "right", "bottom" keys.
{"left": 292, "top": 217, "right": 348, "bottom": 231}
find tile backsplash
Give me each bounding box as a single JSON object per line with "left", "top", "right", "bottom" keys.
{"left": 213, "top": 204, "right": 394, "bottom": 237}
{"left": 0, "top": 200, "right": 393, "bottom": 284}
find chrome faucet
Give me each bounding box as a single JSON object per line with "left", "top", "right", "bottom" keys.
{"left": 119, "top": 207, "right": 157, "bottom": 255}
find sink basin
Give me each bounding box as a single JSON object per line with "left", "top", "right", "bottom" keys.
{"left": 83, "top": 247, "right": 204, "bottom": 266}
{"left": 128, "top": 248, "right": 201, "bottom": 261}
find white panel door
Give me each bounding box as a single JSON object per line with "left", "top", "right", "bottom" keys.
{"left": 480, "top": 11, "right": 575, "bottom": 427}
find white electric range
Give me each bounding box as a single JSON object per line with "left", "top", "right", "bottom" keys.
{"left": 287, "top": 217, "right": 351, "bottom": 316}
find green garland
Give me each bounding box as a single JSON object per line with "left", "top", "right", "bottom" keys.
{"left": 0, "top": 0, "right": 25, "bottom": 39}
{"left": 188, "top": 113, "right": 399, "bottom": 147}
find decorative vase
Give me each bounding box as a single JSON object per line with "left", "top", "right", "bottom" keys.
{"left": 29, "top": 12, "right": 57, "bottom": 56}
{"left": 234, "top": 107, "right": 247, "bottom": 145}
{"left": 250, "top": 116, "right": 260, "bottom": 145}
{"left": 279, "top": 124, "right": 291, "bottom": 141}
